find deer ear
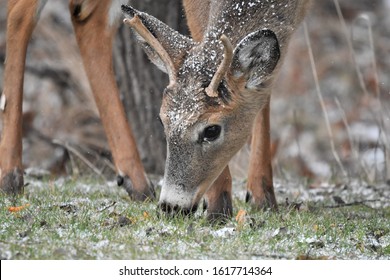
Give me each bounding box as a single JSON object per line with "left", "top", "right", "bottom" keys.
{"left": 230, "top": 29, "right": 280, "bottom": 90}
{"left": 122, "top": 5, "right": 194, "bottom": 74}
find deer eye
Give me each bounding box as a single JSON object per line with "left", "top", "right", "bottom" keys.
{"left": 202, "top": 125, "right": 222, "bottom": 142}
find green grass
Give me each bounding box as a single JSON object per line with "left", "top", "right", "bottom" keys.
{"left": 0, "top": 176, "right": 389, "bottom": 260}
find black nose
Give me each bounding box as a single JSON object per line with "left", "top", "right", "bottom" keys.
{"left": 158, "top": 202, "right": 198, "bottom": 217}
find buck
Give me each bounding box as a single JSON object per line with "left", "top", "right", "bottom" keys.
{"left": 1, "top": 0, "right": 310, "bottom": 220}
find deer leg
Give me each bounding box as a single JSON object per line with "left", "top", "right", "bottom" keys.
{"left": 246, "top": 98, "right": 278, "bottom": 210}
{"left": 69, "top": 0, "right": 154, "bottom": 201}
{"left": 204, "top": 166, "right": 233, "bottom": 222}
{"left": 0, "top": 0, "right": 43, "bottom": 195}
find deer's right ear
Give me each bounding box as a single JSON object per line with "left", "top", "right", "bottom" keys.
{"left": 230, "top": 29, "right": 280, "bottom": 90}
{"left": 122, "top": 5, "right": 194, "bottom": 76}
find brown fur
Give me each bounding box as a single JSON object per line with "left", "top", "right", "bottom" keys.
{"left": 0, "top": 0, "right": 153, "bottom": 199}
{"left": 1, "top": 0, "right": 311, "bottom": 219}
{"left": 182, "top": 0, "right": 211, "bottom": 42}
{"left": 0, "top": 0, "right": 40, "bottom": 194}
{"left": 158, "top": 0, "right": 311, "bottom": 214}
{"left": 204, "top": 166, "right": 233, "bottom": 221}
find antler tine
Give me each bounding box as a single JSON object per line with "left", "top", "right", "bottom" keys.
{"left": 205, "top": 34, "right": 234, "bottom": 98}
{"left": 123, "top": 16, "right": 177, "bottom": 85}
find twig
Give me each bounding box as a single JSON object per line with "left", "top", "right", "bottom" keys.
{"left": 103, "top": 158, "right": 116, "bottom": 172}
{"left": 324, "top": 199, "right": 380, "bottom": 209}
{"left": 362, "top": 15, "right": 380, "bottom": 98}
{"left": 77, "top": 144, "right": 116, "bottom": 173}
{"left": 98, "top": 201, "right": 117, "bottom": 212}
{"left": 52, "top": 139, "right": 106, "bottom": 180}
{"left": 334, "top": 97, "right": 369, "bottom": 180}
{"left": 364, "top": 16, "right": 390, "bottom": 180}
{"left": 333, "top": 0, "right": 368, "bottom": 96}
{"left": 303, "top": 22, "right": 348, "bottom": 178}
{"left": 353, "top": 14, "right": 390, "bottom": 180}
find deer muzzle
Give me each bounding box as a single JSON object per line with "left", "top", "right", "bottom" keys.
{"left": 158, "top": 182, "right": 201, "bottom": 216}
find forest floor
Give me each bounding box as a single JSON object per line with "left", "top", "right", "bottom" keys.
{"left": 0, "top": 174, "right": 389, "bottom": 260}
{"left": 1, "top": 0, "right": 390, "bottom": 181}
{"left": 1, "top": 0, "right": 390, "bottom": 260}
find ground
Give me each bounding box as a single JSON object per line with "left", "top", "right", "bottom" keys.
{"left": 0, "top": 0, "right": 390, "bottom": 260}
{"left": 0, "top": 174, "right": 389, "bottom": 260}
{"left": 0, "top": 0, "right": 389, "bottom": 181}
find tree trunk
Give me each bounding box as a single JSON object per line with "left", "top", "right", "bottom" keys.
{"left": 113, "top": 0, "right": 188, "bottom": 175}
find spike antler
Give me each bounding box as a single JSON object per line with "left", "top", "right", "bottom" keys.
{"left": 205, "top": 35, "right": 234, "bottom": 98}
{"left": 123, "top": 15, "right": 177, "bottom": 86}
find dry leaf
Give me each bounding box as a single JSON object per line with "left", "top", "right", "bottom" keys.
{"left": 143, "top": 211, "right": 150, "bottom": 219}
{"left": 8, "top": 204, "right": 30, "bottom": 213}
{"left": 235, "top": 209, "right": 247, "bottom": 228}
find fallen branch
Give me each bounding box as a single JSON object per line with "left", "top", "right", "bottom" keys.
{"left": 52, "top": 139, "right": 106, "bottom": 180}
{"left": 324, "top": 199, "right": 380, "bottom": 209}
{"left": 98, "top": 201, "right": 117, "bottom": 213}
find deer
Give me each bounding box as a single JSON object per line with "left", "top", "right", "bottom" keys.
{"left": 121, "top": 0, "right": 311, "bottom": 219}
{"left": 0, "top": 0, "right": 310, "bottom": 221}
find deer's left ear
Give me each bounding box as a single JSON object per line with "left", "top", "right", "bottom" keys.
{"left": 230, "top": 29, "right": 280, "bottom": 90}
{"left": 122, "top": 5, "right": 194, "bottom": 77}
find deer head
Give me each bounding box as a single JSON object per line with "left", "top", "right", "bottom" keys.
{"left": 122, "top": 4, "right": 280, "bottom": 214}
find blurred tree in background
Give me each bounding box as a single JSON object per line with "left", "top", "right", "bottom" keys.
{"left": 114, "top": 0, "right": 189, "bottom": 175}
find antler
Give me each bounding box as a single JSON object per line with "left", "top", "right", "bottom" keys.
{"left": 123, "top": 15, "right": 177, "bottom": 86}
{"left": 205, "top": 35, "right": 234, "bottom": 98}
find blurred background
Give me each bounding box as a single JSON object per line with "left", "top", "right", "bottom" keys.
{"left": 0, "top": 0, "right": 389, "bottom": 185}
